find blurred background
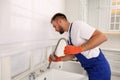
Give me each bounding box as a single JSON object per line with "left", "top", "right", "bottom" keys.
{"left": 0, "top": 0, "right": 120, "bottom": 80}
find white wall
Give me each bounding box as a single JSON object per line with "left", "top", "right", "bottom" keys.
{"left": 65, "top": 0, "right": 87, "bottom": 22}
{"left": 0, "top": 0, "right": 65, "bottom": 44}
{"left": 0, "top": 0, "right": 66, "bottom": 57}
{"left": 0, "top": 0, "right": 66, "bottom": 79}
{"left": 87, "top": 0, "right": 99, "bottom": 28}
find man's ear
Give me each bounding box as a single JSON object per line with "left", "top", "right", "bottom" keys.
{"left": 58, "top": 19, "right": 64, "bottom": 25}
{"left": 57, "top": 19, "right": 61, "bottom": 23}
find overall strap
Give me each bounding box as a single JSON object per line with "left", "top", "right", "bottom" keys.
{"left": 69, "top": 23, "right": 73, "bottom": 45}
{"left": 68, "top": 22, "right": 88, "bottom": 67}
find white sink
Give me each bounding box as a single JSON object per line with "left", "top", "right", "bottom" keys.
{"left": 61, "top": 61, "right": 87, "bottom": 75}
{"left": 35, "top": 69, "right": 87, "bottom": 80}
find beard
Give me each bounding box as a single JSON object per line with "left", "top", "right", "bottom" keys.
{"left": 59, "top": 30, "right": 64, "bottom": 34}
{"left": 59, "top": 26, "right": 64, "bottom": 34}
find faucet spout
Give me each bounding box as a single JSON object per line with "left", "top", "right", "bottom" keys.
{"left": 47, "top": 38, "right": 68, "bottom": 69}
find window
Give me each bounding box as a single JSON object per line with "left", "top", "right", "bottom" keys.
{"left": 110, "top": 0, "right": 120, "bottom": 31}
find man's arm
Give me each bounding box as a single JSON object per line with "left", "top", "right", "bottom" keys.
{"left": 64, "top": 29, "right": 107, "bottom": 55}
{"left": 60, "top": 54, "right": 75, "bottom": 61}
{"left": 49, "top": 54, "right": 75, "bottom": 62}
{"left": 81, "top": 29, "right": 107, "bottom": 51}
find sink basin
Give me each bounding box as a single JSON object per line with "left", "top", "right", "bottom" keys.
{"left": 61, "top": 61, "right": 87, "bottom": 75}
{"left": 35, "top": 69, "right": 87, "bottom": 80}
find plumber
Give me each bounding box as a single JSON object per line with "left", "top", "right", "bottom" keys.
{"left": 49, "top": 13, "right": 111, "bottom": 80}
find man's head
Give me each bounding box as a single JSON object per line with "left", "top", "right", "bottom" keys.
{"left": 51, "top": 13, "right": 69, "bottom": 34}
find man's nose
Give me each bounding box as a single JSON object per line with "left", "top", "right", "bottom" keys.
{"left": 55, "top": 28, "right": 59, "bottom": 32}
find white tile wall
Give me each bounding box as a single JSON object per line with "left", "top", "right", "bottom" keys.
{"left": 32, "top": 48, "right": 46, "bottom": 67}
{"left": 11, "top": 51, "right": 30, "bottom": 77}
{"left": 0, "top": 0, "right": 65, "bottom": 44}
{"left": 0, "top": 0, "right": 66, "bottom": 79}
{"left": 0, "top": 0, "right": 66, "bottom": 55}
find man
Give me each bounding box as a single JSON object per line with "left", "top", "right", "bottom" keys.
{"left": 49, "top": 13, "right": 111, "bottom": 80}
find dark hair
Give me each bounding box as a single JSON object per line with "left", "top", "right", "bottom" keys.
{"left": 51, "top": 13, "right": 67, "bottom": 23}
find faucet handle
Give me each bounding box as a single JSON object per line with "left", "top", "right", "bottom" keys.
{"left": 29, "top": 72, "right": 39, "bottom": 80}
{"left": 40, "top": 69, "right": 45, "bottom": 73}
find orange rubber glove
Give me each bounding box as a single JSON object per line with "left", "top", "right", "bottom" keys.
{"left": 64, "top": 45, "right": 83, "bottom": 55}
{"left": 49, "top": 55, "right": 61, "bottom": 62}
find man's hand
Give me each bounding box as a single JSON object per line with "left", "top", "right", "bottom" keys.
{"left": 64, "top": 45, "right": 83, "bottom": 55}
{"left": 49, "top": 55, "right": 61, "bottom": 62}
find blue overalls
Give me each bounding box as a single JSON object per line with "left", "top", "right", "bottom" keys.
{"left": 69, "top": 23, "right": 111, "bottom": 80}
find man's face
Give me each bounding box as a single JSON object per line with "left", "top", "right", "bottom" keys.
{"left": 52, "top": 20, "right": 64, "bottom": 34}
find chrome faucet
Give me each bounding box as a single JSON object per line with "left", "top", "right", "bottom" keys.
{"left": 47, "top": 38, "right": 68, "bottom": 69}
{"left": 29, "top": 72, "right": 35, "bottom": 80}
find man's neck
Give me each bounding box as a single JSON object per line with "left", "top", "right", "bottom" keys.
{"left": 65, "top": 22, "right": 70, "bottom": 32}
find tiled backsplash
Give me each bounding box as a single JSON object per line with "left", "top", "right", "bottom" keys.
{"left": 0, "top": 40, "right": 58, "bottom": 57}
{"left": 0, "top": 39, "right": 59, "bottom": 79}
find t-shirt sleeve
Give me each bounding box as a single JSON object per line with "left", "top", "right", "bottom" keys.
{"left": 78, "top": 21, "right": 96, "bottom": 40}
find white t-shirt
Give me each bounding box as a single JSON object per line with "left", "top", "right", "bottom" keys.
{"left": 68, "top": 21, "right": 100, "bottom": 59}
